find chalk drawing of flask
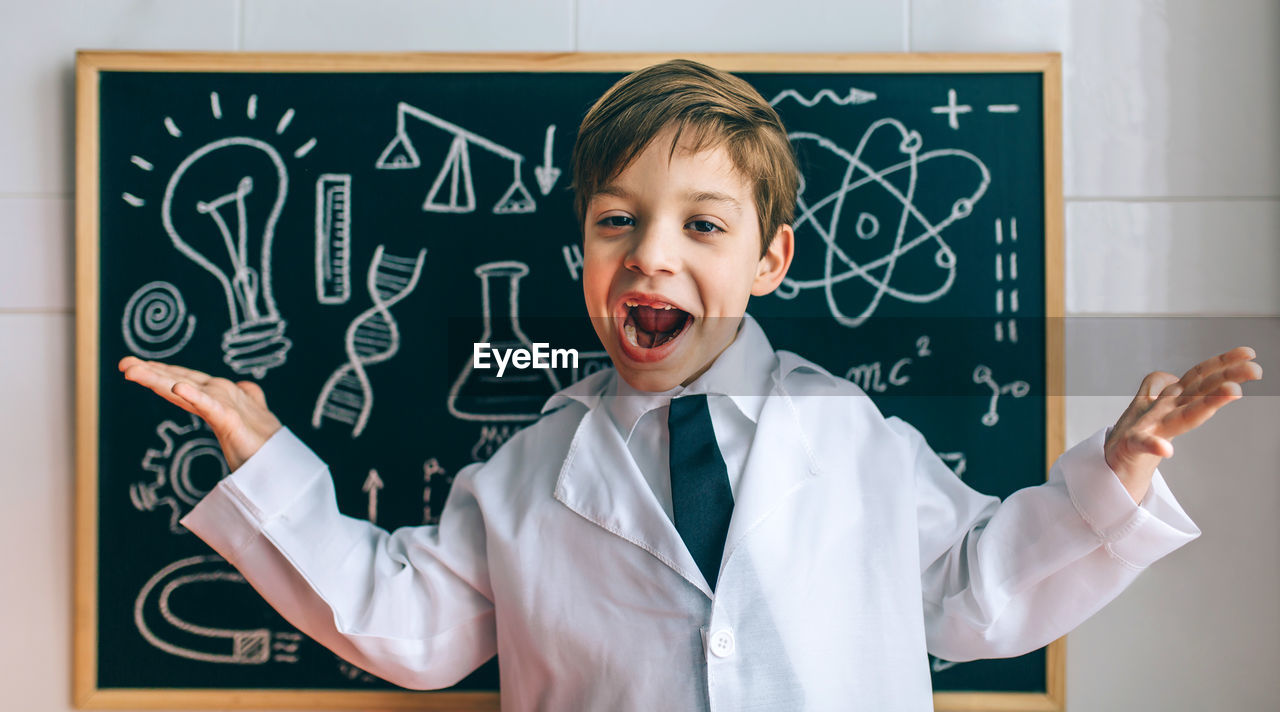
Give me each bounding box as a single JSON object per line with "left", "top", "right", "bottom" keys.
{"left": 447, "top": 261, "right": 561, "bottom": 422}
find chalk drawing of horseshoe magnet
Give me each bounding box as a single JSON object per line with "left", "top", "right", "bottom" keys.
{"left": 134, "top": 555, "right": 302, "bottom": 664}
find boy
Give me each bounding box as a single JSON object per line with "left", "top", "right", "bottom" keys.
{"left": 119, "top": 59, "right": 1261, "bottom": 709}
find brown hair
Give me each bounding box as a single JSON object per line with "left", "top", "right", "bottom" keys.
{"left": 570, "top": 59, "right": 799, "bottom": 257}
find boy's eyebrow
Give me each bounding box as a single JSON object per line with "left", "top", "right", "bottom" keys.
{"left": 595, "top": 184, "right": 743, "bottom": 213}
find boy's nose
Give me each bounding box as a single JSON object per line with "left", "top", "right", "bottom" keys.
{"left": 624, "top": 225, "right": 681, "bottom": 276}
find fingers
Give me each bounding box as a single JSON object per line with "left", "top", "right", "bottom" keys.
{"left": 1131, "top": 430, "right": 1174, "bottom": 459}
{"left": 1159, "top": 380, "right": 1243, "bottom": 438}
{"left": 1177, "top": 346, "right": 1259, "bottom": 397}
{"left": 169, "top": 380, "right": 237, "bottom": 432}
{"left": 120, "top": 359, "right": 204, "bottom": 415}
{"left": 119, "top": 357, "right": 215, "bottom": 389}
{"left": 1176, "top": 359, "right": 1263, "bottom": 406}
{"left": 119, "top": 356, "right": 262, "bottom": 432}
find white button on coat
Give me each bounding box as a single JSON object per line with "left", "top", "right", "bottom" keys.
{"left": 710, "top": 629, "right": 735, "bottom": 658}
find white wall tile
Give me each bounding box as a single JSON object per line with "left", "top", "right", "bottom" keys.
{"left": 242, "top": 0, "right": 575, "bottom": 51}
{"left": 0, "top": 198, "right": 73, "bottom": 311}
{"left": 1063, "top": 319, "right": 1279, "bottom": 711}
{"left": 1066, "top": 0, "right": 1280, "bottom": 198}
{"left": 577, "top": 0, "right": 906, "bottom": 52}
{"left": 0, "top": 315, "right": 73, "bottom": 712}
{"left": 1066, "top": 200, "right": 1280, "bottom": 315}
{"left": 910, "top": 0, "right": 1067, "bottom": 52}
{"left": 0, "top": 1, "right": 237, "bottom": 196}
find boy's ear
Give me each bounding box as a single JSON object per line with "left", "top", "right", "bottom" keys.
{"left": 751, "top": 224, "right": 795, "bottom": 297}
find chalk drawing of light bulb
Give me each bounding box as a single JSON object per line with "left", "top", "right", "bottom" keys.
{"left": 161, "top": 137, "right": 292, "bottom": 377}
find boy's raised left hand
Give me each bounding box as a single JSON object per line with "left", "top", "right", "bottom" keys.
{"left": 1104, "top": 346, "right": 1262, "bottom": 503}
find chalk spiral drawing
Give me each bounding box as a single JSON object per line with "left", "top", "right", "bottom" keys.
{"left": 121, "top": 281, "right": 197, "bottom": 359}
{"left": 776, "top": 119, "right": 990, "bottom": 328}
{"left": 125, "top": 92, "right": 317, "bottom": 378}
{"left": 134, "top": 555, "right": 302, "bottom": 664}
{"left": 375, "top": 101, "right": 536, "bottom": 214}
{"left": 130, "top": 414, "right": 228, "bottom": 534}
{"left": 312, "top": 245, "right": 428, "bottom": 437}
{"left": 972, "top": 364, "right": 1029, "bottom": 426}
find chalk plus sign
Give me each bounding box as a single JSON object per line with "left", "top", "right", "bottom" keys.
{"left": 931, "top": 89, "right": 972, "bottom": 129}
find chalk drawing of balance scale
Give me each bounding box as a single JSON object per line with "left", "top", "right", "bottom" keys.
{"left": 375, "top": 102, "right": 537, "bottom": 215}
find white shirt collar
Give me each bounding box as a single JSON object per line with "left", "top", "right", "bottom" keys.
{"left": 541, "top": 313, "right": 779, "bottom": 440}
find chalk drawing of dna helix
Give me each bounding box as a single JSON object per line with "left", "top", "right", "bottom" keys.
{"left": 312, "top": 244, "right": 427, "bottom": 437}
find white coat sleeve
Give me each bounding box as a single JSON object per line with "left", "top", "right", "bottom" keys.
{"left": 894, "top": 417, "right": 1202, "bottom": 662}
{"left": 178, "top": 427, "right": 497, "bottom": 689}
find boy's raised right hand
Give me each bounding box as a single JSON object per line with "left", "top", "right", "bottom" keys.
{"left": 118, "top": 356, "right": 282, "bottom": 472}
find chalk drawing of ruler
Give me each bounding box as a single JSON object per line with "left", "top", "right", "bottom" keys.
{"left": 312, "top": 245, "right": 427, "bottom": 437}
{"left": 315, "top": 174, "right": 353, "bottom": 304}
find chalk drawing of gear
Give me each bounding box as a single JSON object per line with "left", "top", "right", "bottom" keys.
{"left": 135, "top": 555, "right": 303, "bottom": 664}
{"left": 130, "top": 413, "right": 229, "bottom": 534}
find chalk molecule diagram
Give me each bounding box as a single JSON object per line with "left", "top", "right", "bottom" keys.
{"left": 972, "top": 364, "right": 1030, "bottom": 426}
{"left": 775, "top": 118, "right": 991, "bottom": 328}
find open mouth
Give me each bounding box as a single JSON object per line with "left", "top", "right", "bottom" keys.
{"left": 621, "top": 300, "right": 692, "bottom": 350}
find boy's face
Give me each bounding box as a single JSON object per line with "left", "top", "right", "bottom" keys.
{"left": 581, "top": 125, "right": 794, "bottom": 393}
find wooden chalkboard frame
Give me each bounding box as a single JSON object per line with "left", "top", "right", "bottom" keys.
{"left": 75, "top": 51, "right": 1064, "bottom": 711}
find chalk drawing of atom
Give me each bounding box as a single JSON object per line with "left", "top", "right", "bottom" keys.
{"left": 777, "top": 118, "right": 990, "bottom": 327}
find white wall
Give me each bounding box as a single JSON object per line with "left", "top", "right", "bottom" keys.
{"left": 3, "top": 1, "right": 1276, "bottom": 710}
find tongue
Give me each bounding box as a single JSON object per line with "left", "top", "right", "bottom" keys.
{"left": 633, "top": 305, "right": 685, "bottom": 333}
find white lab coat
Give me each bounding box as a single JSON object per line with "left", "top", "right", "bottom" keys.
{"left": 181, "top": 342, "right": 1200, "bottom": 711}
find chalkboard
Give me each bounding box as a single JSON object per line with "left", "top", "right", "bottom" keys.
{"left": 75, "top": 52, "right": 1064, "bottom": 710}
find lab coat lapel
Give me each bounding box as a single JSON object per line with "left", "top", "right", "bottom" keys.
{"left": 722, "top": 383, "right": 821, "bottom": 566}
{"left": 553, "top": 406, "right": 712, "bottom": 597}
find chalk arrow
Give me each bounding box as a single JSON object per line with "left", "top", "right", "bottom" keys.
{"left": 534, "top": 125, "right": 561, "bottom": 195}
{"left": 363, "top": 468, "right": 384, "bottom": 524}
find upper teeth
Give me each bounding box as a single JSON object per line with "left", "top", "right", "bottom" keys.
{"left": 624, "top": 300, "right": 673, "bottom": 309}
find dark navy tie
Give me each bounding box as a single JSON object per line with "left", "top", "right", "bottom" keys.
{"left": 668, "top": 394, "right": 734, "bottom": 591}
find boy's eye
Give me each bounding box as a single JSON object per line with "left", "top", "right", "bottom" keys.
{"left": 599, "top": 215, "right": 634, "bottom": 229}
{"left": 688, "top": 220, "right": 721, "bottom": 234}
